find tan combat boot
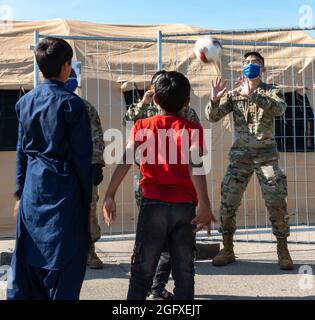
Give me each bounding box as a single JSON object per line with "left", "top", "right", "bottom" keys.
{"left": 212, "top": 235, "right": 236, "bottom": 267}
{"left": 87, "top": 243, "right": 104, "bottom": 269}
{"left": 277, "top": 238, "right": 294, "bottom": 270}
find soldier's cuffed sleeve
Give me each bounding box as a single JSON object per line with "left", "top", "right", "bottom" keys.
{"left": 123, "top": 101, "right": 159, "bottom": 126}
{"left": 250, "top": 89, "right": 287, "bottom": 117}
{"left": 15, "top": 103, "right": 27, "bottom": 199}
{"left": 205, "top": 94, "right": 233, "bottom": 123}
{"left": 186, "top": 107, "right": 201, "bottom": 124}
{"left": 122, "top": 101, "right": 145, "bottom": 126}
{"left": 84, "top": 101, "right": 105, "bottom": 167}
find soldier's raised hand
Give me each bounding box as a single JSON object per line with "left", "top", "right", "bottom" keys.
{"left": 142, "top": 89, "right": 155, "bottom": 105}
{"left": 211, "top": 77, "right": 227, "bottom": 103}
{"left": 239, "top": 76, "right": 252, "bottom": 97}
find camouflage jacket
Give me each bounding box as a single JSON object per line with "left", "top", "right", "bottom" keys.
{"left": 82, "top": 98, "right": 105, "bottom": 166}
{"left": 123, "top": 101, "right": 200, "bottom": 126}
{"left": 205, "top": 82, "right": 287, "bottom": 151}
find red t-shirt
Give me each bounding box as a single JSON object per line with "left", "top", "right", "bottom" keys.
{"left": 129, "top": 115, "right": 205, "bottom": 206}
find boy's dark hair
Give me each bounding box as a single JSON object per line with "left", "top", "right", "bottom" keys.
{"left": 154, "top": 71, "right": 191, "bottom": 113}
{"left": 244, "top": 51, "right": 265, "bottom": 66}
{"left": 151, "top": 70, "right": 167, "bottom": 85}
{"left": 35, "top": 37, "right": 73, "bottom": 79}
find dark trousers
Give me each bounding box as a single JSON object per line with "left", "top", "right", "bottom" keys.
{"left": 7, "top": 250, "right": 88, "bottom": 300}
{"left": 151, "top": 251, "right": 172, "bottom": 295}
{"left": 127, "top": 199, "right": 196, "bottom": 300}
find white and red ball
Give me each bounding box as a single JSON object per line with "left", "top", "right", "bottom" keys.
{"left": 194, "top": 36, "right": 223, "bottom": 64}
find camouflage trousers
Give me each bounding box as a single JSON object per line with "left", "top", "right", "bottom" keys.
{"left": 134, "top": 170, "right": 143, "bottom": 208}
{"left": 135, "top": 185, "right": 143, "bottom": 208}
{"left": 220, "top": 148, "right": 290, "bottom": 239}
{"left": 90, "top": 186, "right": 102, "bottom": 243}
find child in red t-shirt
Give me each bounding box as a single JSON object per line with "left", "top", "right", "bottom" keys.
{"left": 103, "top": 71, "right": 216, "bottom": 300}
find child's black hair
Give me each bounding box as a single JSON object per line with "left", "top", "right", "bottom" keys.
{"left": 35, "top": 37, "right": 73, "bottom": 79}
{"left": 151, "top": 70, "right": 167, "bottom": 85}
{"left": 154, "top": 71, "right": 191, "bottom": 113}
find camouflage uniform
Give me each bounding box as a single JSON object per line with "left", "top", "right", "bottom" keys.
{"left": 123, "top": 101, "right": 200, "bottom": 125}
{"left": 205, "top": 82, "right": 290, "bottom": 239}
{"left": 123, "top": 101, "right": 201, "bottom": 206}
{"left": 83, "top": 99, "right": 105, "bottom": 243}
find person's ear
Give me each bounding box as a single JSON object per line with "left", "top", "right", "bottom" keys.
{"left": 183, "top": 97, "right": 190, "bottom": 109}
{"left": 261, "top": 66, "right": 266, "bottom": 74}
{"left": 153, "top": 94, "right": 159, "bottom": 106}
{"left": 61, "top": 61, "right": 72, "bottom": 80}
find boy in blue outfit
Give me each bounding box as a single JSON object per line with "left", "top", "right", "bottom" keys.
{"left": 7, "top": 37, "right": 93, "bottom": 300}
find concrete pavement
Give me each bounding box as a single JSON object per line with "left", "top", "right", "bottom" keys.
{"left": 1, "top": 237, "right": 315, "bottom": 300}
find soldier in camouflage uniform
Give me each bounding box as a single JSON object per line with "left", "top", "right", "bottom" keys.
{"left": 84, "top": 99, "right": 106, "bottom": 269}
{"left": 65, "top": 70, "right": 105, "bottom": 270}
{"left": 205, "top": 52, "right": 293, "bottom": 270}
{"left": 123, "top": 70, "right": 201, "bottom": 300}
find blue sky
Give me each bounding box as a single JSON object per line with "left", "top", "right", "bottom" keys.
{"left": 0, "top": 0, "right": 314, "bottom": 30}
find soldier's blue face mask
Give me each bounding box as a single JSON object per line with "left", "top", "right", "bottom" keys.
{"left": 243, "top": 64, "right": 261, "bottom": 80}
{"left": 65, "top": 78, "right": 79, "bottom": 93}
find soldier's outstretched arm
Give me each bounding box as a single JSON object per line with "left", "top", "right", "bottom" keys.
{"left": 122, "top": 101, "right": 159, "bottom": 127}
{"left": 250, "top": 88, "right": 287, "bottom": 117}
{"left": 205, "top": 94, "right": 233, "bottom": 123}
{"left": 123, "top": 101, "right": 144, "bottom": 126}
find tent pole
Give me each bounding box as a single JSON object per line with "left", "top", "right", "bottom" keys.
{"left": 157, "top": 30, "right": 162, "bottom": 71}
{"left": 33, "top": 30, "right": 40, "bottom": 88}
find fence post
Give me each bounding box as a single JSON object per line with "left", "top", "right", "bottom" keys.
{"left": 157, "top": 30, "right": 162, "bottom": 71}
{"left": 33, "top": 30, "right": 39, "bottom": 88}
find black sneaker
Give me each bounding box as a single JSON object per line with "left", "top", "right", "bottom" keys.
{"left": 147, "top": 290, "right": 174, "bottom": 301}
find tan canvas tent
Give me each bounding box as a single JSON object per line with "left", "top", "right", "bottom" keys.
{"left": 1, "top": 19, "right": 315, "bottom": 238}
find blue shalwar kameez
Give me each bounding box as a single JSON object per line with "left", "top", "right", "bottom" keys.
{"left": 7, "top": 80, "right": 93, "bottom": 300}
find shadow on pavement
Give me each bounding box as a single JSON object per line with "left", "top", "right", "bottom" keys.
{"left": 84, "top": 263, "right": 131, "bottom": 281}
{"left": 195, "top": 260, "right": 310, "bottom": 276}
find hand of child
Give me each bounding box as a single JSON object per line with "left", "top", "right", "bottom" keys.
{"left": 142, "top": 89, "right": 155, "bottom": 105}
{"left": 13, "top": 200, "right": 20, "bottom": 220}
{"left": 191, "top": 204, "right": 217, "bottom": 235}
{"left": 103, "top": 197, "right": 117, "bottom": 227}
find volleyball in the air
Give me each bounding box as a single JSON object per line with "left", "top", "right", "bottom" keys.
{"left": 194, "top": 36, "right": 223, "bottom": 64}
